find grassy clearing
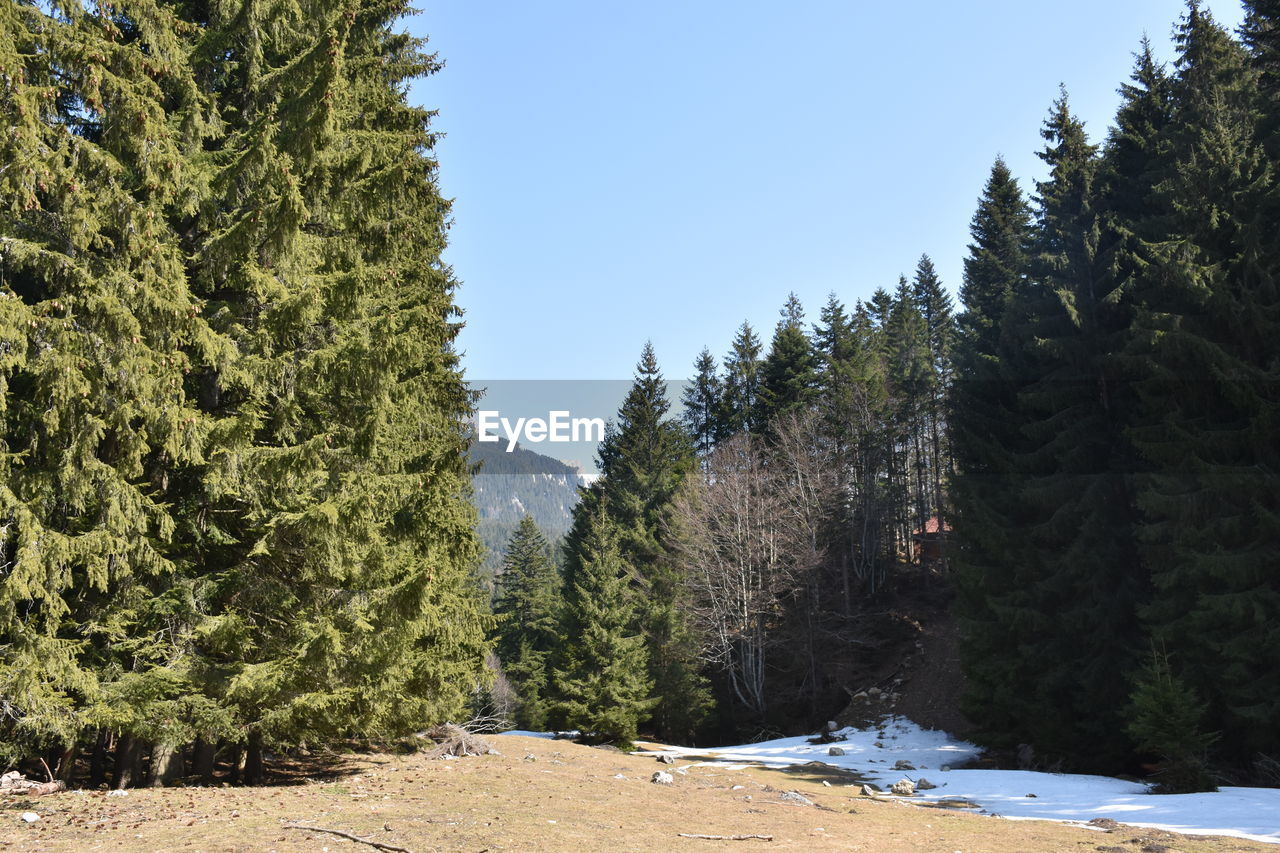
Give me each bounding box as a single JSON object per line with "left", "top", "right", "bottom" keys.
{"left": 0, "top": 735, "right": 1270, "bottom": 853}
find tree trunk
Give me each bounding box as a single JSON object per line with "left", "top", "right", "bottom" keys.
{"left": 55, "top": 744, "right": 78, "bottom": 783}
{"left": 89, "top": 730, "right": 110, "bottom": 788}
{"left": 113, "top": 735, "right": 144, "bottom": 790}
{"left": 242, "top": 732, "right": 264, "bottom": 785}
{"left": 147, "top": 743, "right": 184, "bottom": 787}
{"left": 192, "top": 739, "right": 218, "bottom": 784}
{"left": 228, "top": 743, "right": 244, "bottom": 785}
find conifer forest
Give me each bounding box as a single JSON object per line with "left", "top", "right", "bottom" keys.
{"left": 1, "top": 0, "right": 1278, "bottom": 799}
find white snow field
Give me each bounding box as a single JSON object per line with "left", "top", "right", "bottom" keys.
{"left": 633, "top": 717, "right": 1280, "bottom": 844}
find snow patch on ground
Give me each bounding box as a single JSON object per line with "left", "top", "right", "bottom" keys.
{"left": 502, "top": 729, "right": 580, "bottom": 740}
{"left": 645, "top": 717, "right": 1280, "bottom": 845}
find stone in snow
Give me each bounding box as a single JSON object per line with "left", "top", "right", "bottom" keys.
{"left": 828, "top": 746, "right": 845, "bottom": 756}
{"left": 891, "top": 778, "right": 916, "bottom": 796}
{"left": 917, "top": 778, "right": 937, "bottom": 790}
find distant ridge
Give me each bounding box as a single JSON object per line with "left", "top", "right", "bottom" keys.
{"left": 468, "top": 440, "right": 590, "bottom": 581}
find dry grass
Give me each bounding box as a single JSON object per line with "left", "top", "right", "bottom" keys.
{"left": 0, "top": 735, "right": 1271, "bottom": 853}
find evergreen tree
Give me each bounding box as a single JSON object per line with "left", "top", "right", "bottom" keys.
{"left": 190, "top": 0, "right": 492, "bottom": 772}
{"left": 1011, "top": 91, "right": 1145, "bottom": 768}
{"left": 912, "top": 256, "right": 955, "bottom": 377}
{"left": 562, "top": 344, "right": 708, "bottom": 742}
{"left": 911, "top": 256, "right": 955, "bottom": 551}
{"left": 553, "top": 510, "right": 655, "bottom": 746}
{"left": 885, "top": 277, "right": 933, "bottom": 550}
{"left": 1126, "top": 647, "right": 1218, "bottom": 793}
{"left": 812, "top": 293, "right": 855, "bottom": 371}
{"left": 823, "top": 299, "right": 893, "bottom": 597}
{"left": 1243, "top": 0, "right": 1280, "bottom": 141}
{"left": 950, "top": 157, "right": 1038, "bottom": 751}
{"left": 1126, "top": 4, "right": 1280, "bottom": 763}
{"left": 756, "top": 294, "right": 819, "bottom": 428}
{"left": 866, "top": 287, "right": 895, "bottom": 332}
{"left": 0, "top": 0, "right": 490, "bottom": 781}
{"left": 0, "top": 0, "right": 225, "bottom": 771}
{"left": 682, "top": 347, "right": 723, "bottom": 462}
{"left": 493, "top": 516, "right": 562, "bottom": 730}
{"left": 720, "top": 322, "right": 762, "bottom": 436}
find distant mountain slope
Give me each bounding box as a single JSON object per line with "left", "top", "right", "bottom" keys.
{"left": 469, "top": 441, "right": 588, "bottom": 582}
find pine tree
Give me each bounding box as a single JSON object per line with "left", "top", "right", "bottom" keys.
{"left": 1011, "top": 91, "right": 1145, "bottom": 768}
{"left": 189, "top": 0, "right": 492, "bottom": 772}
{"left": 911, "top": 256, "right": 955, "bottom": 555}
{"left": 950, "top": 157, "right": 1038, "bottom": 751}
{"left": 885, "top": 277, "right": 933, "bottom": 553}
{"left": 1126, "top": 4, "right": 1280, "bottom": 762}
{"left": 553, "top": 510, "right": 655, "bottom": 746}
{"left": 493, "top": 516, "right": 562, "bottom": 730}
{"left": 912, "top": 256, "right": 955, "bottom": 378}
{"left": 756, "top": 294, "right": 819, "bottom": 428}
{"left": 682, "top": 347, "right": 723, "bottom": 462}
{"left": 720, "top": 322, "right": 762, "bottom": 437}
{"left": 822, "top": 299, "right": 893, "bottom": 597}
{"left": 562, "top": 344, "right": 707, "bottom": 741}
{"left": 0, "top": 0, "right": 228, "bottom": 771}
{"left": 812, "top": 293, "right": 855, "bottom": 372}
{"left": 1243, "top": 0, "right": 1280, "bottom": 139}
{"left": 866, "top": 287, "right": 895, "bottom": 332}
{"left": 0, "top": 0, "right": 491, "bottom": 781}
{"left": 1126, "top": 646, "right": 1218, "bottom": 793}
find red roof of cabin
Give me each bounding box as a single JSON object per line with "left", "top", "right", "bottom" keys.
{"left": 914, "top": 516, "right": 952, "bottom": 536}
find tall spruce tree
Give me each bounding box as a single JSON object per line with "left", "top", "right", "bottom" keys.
{"left": 885, "top": 277, "right": 933, "bottom": 550}
{"left": 562, "top": 344, "right": 707, "bottom": 742}
{"left": 493, "top": 516, "right": 561, "bottom": 730}
{"left": 813, "top": 293, "right": 855, "bottom": 372}
{"left": 0, "top": 0, "right": 490, "bottom": 781}
{"left": 0, "top": 0, "right": 225, "bottom": 773}
{"left": 720, "top": 322, "right": 762, "bottom": 437}
{"left": 912, "top": 256, "right": 955, "bottom": 546}
{"left": 553, "top": 509, "right": 655, "bottom": 746}
{"left": 1011, "top": 91, "right": 1145, "bottom": 768}
{"left": 682, "top": 347, "right": 724, "bottom": 463}
{"left": 190, "top": 0, "right": 491, "bottom": 775}
{"left": 950, "top": 157, "right": 1038, "bottom": 750}
{"left": 1126, "top": 4, "right": 1279, "bottom": 763}
{"left": 757, "top": 294, "right": 819, "bottom": 428}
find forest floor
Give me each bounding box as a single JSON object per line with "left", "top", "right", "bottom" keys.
{"left": 1, "top": 733, "right": 1274, "bottom": 853}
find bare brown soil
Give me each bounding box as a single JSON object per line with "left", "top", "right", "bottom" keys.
{"left": 834, "top": 565, "right": 975, "bottom": 739}
{"left": 0, "top": 735, "right": 1270, "bottom": 853}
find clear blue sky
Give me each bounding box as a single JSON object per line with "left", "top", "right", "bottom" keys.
{"left": 407, "top": 1, "right": 1245, "bottom": 382}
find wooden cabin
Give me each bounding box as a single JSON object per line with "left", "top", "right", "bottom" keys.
{"left": 912, "top": 516, "right": 952, "bottom": 565}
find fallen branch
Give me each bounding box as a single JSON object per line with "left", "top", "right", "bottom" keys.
{"left": 284, "top": 823, "right": 412, "bottom": 852}
{"left": 422, "top": 723, "right": 499, "bottom": 759}
{"left": 678, "top": 833, "right": 773, "bottom": 842}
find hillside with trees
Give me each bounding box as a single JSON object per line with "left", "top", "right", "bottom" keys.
{"left": 468, "top": 439, "right": 585, "bottom": 580}
{"left": 491, "top": 2, "right": 1280, "bottom": 791}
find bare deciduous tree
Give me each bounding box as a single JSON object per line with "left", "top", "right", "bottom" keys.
{"left": 670, "top": 408, "right": 838, "bottom": 720}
